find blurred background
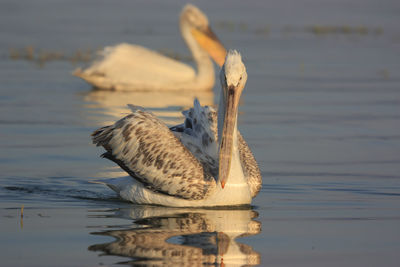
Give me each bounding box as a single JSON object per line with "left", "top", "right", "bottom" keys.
{"left": 0, "top": 0, "right": 400, "bottom": 266}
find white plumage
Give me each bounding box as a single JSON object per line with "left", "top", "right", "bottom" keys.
{"left": 74, "top": 4, "right": 226, "bottom": 91}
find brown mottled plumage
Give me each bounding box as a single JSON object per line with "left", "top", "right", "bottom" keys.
{"left": 237, "top": 134, "right": 262, "bottom": 197}
{"left": 92, "top": 102, "right": 261, "bottom": 201}
{"left": 92, "top": 106, "right": 217, "bottom": 200}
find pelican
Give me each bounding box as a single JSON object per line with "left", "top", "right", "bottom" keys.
{"left": 92, "top": 50, "right": 262, "bottom": 207}
{"left": 74, "top": 4, "right": 226, "bottom": 91}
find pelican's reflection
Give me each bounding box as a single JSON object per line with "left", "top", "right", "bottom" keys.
{"left": 89, "top": 206, "right": 261, "bottom": 266}
{"left": 83, "top": 89, "right": 214, "bottom": 126}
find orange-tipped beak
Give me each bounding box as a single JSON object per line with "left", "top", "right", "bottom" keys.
{"left": 221, "top": 180, "right": 226, "bottom": 189}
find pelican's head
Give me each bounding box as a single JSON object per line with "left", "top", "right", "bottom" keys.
{"left": 220, "top": 50, "right": 248, "bottom": 92}
{"left": 180, "top": 4, "right": 227, "bottom": 66}
{"left": 218, "top": 50, "right": 247, "bottom": 188}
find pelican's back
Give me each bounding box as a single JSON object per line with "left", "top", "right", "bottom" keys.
{"left": 75, "top": 43, "right": 196, "bottom": 90}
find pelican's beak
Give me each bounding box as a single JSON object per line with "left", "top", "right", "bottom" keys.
{"left": 219, "top": 85, "right": 241, "bottom": 188}
{"left": 191, "top": 26, "right": 227, "bottom": 67}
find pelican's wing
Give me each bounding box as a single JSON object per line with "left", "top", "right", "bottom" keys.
{"left": 237, "top": 134, "right": 262, "bottom": 197}
{"left": 170, "top": 99, "right": 218, "bottom": 177}
{"left": 74, "top": 43, "right": 196, "bottom": 90}
{"left": 92, "top": 105, "right": 216, "bottom": 200}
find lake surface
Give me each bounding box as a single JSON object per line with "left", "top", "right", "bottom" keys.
{"left": 1, "top": 0, "right": 400, "bottom": 266}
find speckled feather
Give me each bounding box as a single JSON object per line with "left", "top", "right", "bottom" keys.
{"left": 92, "top": 105, "right": 216, "bottom": 200}
{"left": 171, "top": 99, "right": 218, "bottom": 178}
{"left": 237, "top": 134, "right": 262, "bottom": 197}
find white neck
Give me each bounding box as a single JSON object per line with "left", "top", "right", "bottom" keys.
{"left": 180, "top": 22, "right": 214, "bottom": 88}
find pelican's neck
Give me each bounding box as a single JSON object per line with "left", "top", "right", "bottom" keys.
{"left": 180, "top": 23, "right": 214, "bottom": 88}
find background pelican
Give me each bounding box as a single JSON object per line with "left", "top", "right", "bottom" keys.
{"left": 74, "top": 4, "right": 226, "bottom": 91}
{"left": 91, "top": 50, "right": 261, "bottom": 207}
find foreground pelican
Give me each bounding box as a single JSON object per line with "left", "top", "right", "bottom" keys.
{"left": 74, "top": 4, "right": 226, "bottom": 91}
{"left": 92, "top": 50, "right": 261, "bottom": 207}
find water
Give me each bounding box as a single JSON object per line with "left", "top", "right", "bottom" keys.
{"left": 1, "top": 0, "right": 400, "bottom": 266}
